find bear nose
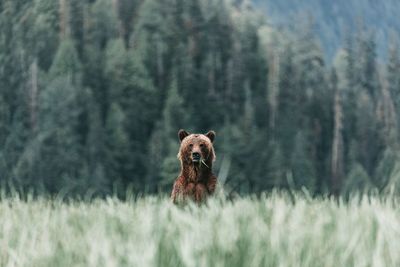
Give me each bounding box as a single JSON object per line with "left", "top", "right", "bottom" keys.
{"left": 192, "top": 152, "right": 201, "bottom": 159}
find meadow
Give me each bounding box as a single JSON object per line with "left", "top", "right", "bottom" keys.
{"left": 0, "top": 193, "right": 399, "bottom": 267}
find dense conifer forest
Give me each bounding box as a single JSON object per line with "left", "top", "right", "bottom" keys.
{"left": 1, "top": 0, "right": 400, "bottom": 197}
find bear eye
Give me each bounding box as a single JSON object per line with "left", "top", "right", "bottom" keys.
{"left": 200, "top": 143, "right": 204, "bottom": 148}
{"left": 189, "top": 144, "right": 193, "bottom": 148}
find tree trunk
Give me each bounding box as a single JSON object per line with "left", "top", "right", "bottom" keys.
{"left": 29, "top": 59, "right": 38, "bottom": 133}
{"left": 331, "top": 87, "right": 344, "bottom": 195}
{"left": 59, "top": 0, "right": 69, "bottom": 39}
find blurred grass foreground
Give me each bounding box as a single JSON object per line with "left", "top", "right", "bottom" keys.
{"left": 0, "top": 193, "right": 399, "bottom": 267}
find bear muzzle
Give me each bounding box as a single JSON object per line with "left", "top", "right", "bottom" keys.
{"left": 191, "top": 152, "right": 201, "bottom": 162}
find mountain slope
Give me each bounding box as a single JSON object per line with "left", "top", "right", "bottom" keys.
{"left": 253, "top": 0, "right": 400, "bottom": 60}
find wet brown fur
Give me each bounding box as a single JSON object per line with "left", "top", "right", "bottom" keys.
{"left": 171, "top": 130, "right": 217, "bottom": 203}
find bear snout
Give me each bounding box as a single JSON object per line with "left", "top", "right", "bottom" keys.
{"left": 191, "top": 152, "right": 201, "bottom": 162}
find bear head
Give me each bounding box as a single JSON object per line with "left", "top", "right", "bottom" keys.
{"left": 177, "top": 129, "right": 216, "bottom": 166}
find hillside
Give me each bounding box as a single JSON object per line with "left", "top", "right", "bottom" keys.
{"left": 253, "top": 0, "right": 400, "bottom": 60}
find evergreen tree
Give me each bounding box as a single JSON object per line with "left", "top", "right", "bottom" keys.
{"left": 386, "top": 40, "right": 400, "bottom": 132}
{"left": 49, "top": 39, "right": 82, "bottom": 84}
{"left": 114, "top": 0, "right": 143, "bottom": 45}
{"left": 354, "top": 91, "right": 383, "bottom": 176}
{"left": 355, "top": 30, "right": 380, "bottom": 99}
{"left": 104, "top": 103, "right": 130, "bottom": 191}
{"left": 82, "top": 0, "right": 119, "bottom": 122}
{"left": 32, "top": 0, "right": 59, "bottom": 70}
{"left": 290, "top": 131, "right": 316, "bottom": 192}
{"left": 330, "top": 68, "right": 344, "bottom": 195}
{"left": 35, "top": 39, "right": 84, "bottom": 193}
{"left": 1, "top": 0, "right": 400, "bottom": 196}
{"left": 0, "top": 95, "right": 8, "bottom": 148}
{"left": 158, "top": 74, "right": 188, "bottom": 190}
{"left": 276, "top": 43, "right": 297, "bottom": 161}
{"left": 81, "top": 88, "right": 108, "bottom": 196}
{"left": 342, "top": 163, "right": 373, "bottom": 196}
{"left": 293, "top": 19, "right": 331, "bottom": 193}
{"left": 375, "top": 148, "right": 399, "bottom": 190}
{"left": 134, "top": 0, "right": 177, "bottom": 113}
{"left": 68, "top": 0, "right": 85, "bottom": 56}
{"left": 0, "top": 0, "right": 35, "bottom": 186}
{"left": 105, "top": 38, "right": 156, "bottom": 191}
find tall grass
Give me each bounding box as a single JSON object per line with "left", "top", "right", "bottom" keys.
{"left": 0, "top": 193, "right": 399, "bottom": 267}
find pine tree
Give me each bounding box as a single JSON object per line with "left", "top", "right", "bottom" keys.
{"left": 226, "top": 82, "right": 270, "bottom": 193}
{"left": 49, "top": 39, "right": 82, "bottom": 84}
{"left": 375, "top": 148, "right": 399, "bottom": 191}
{"left": 68, "top": 0, "right": 85, "bottom": 56}
{"left": 276, "top": 43, "right": 297, "bottom": 161}
{"left": 37, "top": 76, "right": 83, "bottom": 193}
{"left": 293, "top": 18, "right": 331, "bottom": 193}
{"left": 266, "top": 141, "right": 285, "bottom": 189}
{"left": 134, "top": 0, "right": 177, "bottom": 113}
{"left": 355, "top": 30, "right": 380, "bottom": 100}
{"left": 113, "top": 0, "right": 142, "bottom": 45}
{"left": 340, "top": 34, "right": 358, "bottom": 165}
{"left": 386, "top": 39, "right": 400, "bottom": 132}
{"left": 105, "top": 38, "right": 156, "bottom": 191}
{"left": 31, "top": 0, "right": 59, "bottom": 70}
{"left": 0, "top": 95, "right": 8, "bottom": 148}
{"left": 82, "top": 0, "right": 119, "bottom": 122}
{"left": 342, "top": 163, "right": 373, "bottom": 196}
{"left": 290, "top": 131, "right": 316, "bottom": 192}
{"left": 159, "top": 74, "right": 187, "bottom": 189}
{"left": 231, "top": 3, "right": 268, "bottom": 128}
{"left": 355, "top": 91, "right": 383, "bottom": 176}
{"left": 330, "top": 68, "right": 344, "bottom": 195}
{"left": 34, "top": 39, "right": 84, "bottom": 193}
{"left": 81, "top": 88, "right": 108, "bottom": 196}
{"left": 104, "top": 103, "right": 130, "bottom": 191}
{"left": 0, "top": 1, "right": 36, "bottom": 186}
{"left": 350, "top": 32, "right": 382, "bottom": 181}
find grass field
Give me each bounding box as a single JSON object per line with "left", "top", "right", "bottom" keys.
{"left": 0, "top": 193, "right": 399, "bottom": 267}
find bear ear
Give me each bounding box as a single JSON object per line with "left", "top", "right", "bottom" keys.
{"left": 205, "top": 130, "right": 216, "bottom": 143}
{"left": 178, "top": 129, "right": 189, "bottom": 142}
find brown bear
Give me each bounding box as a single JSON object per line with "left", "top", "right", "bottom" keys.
{"left": 171, "top": 129, "right": 218, "bottom": 204}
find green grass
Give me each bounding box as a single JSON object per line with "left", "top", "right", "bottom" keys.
{"left": 0, "top": 193, "right": 400, "bottom": 267}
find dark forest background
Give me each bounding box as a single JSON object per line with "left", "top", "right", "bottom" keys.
{"left": 1, "top": 0, "right": 400, "bottom": 197}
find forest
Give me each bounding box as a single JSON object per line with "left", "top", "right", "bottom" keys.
{"left": 254, "top": 0, "right": 400, "bottom": 60}
{"left": 1, "top": 0, "right": 400, "bottom": 197}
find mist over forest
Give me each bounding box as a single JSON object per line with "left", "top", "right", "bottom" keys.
{"left": 1, "top": 0, "right": 400, "bottom": 197}
{"left": 254, "top": 0, "right": 400, "bottom": 60}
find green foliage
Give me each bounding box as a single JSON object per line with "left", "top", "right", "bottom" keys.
{"left": 384, "top": 161, "right": 400, "bottom": 195}
{"left": 83, "top": 93, "right": 109, "bottom": 195}
{"left": 377, "top": 148, "right": 400, "bottom": 194}
{"left": 31, "top": 0, "right": 59, "bottom": 69}
{"left": 49, "top": 39, "right": 82, "bottom": 84}
{"left": 290, "top": 131, "right": 316, "bottom": 192}
{"left": 105, "top": 103, "right": 130, "bottom": 185}
{"left": 37, "top": 77, "right": 83, "bottom": 191}
{"left": 159, "top": 74, "right": 187, "bottom": 186}
{"left": 1, "top": 0, "right": 400, "bottom": 197}
{"left": 342, "top": 163, "right": 373, "bottom": 196}
{"left": 374, "top": 148, "right": 399, "bottom": 190}
{"left": 387, "top": 41, "right": 400, "bottom": 128}
{"left": 86, "top": 0, "right": 119, "bottom": 46}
